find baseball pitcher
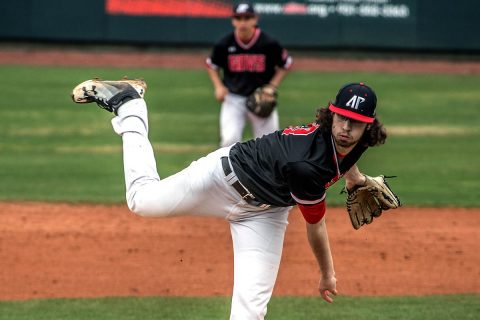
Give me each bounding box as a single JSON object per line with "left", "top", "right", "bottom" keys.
{"left": 71, "top": 79, "right": 400, "bottom": 320}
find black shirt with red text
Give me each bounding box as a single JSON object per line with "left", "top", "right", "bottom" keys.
{"left": 207, "top": 28, "right": 292, "bottom": 96}
{"left": 229, "top": 123, "right": 368, "bottom": 207}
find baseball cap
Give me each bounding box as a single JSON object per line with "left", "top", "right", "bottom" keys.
{"left": 328, "top": 83, "right": 377, "bottom": 123}
{"left": 232, "top": 2, "right": 255, "bottom": 17}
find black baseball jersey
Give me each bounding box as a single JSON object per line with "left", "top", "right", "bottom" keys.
{"left": 207, "top": 28, "right": 292, "bottom": 96}
{"left": 229, "top": 123, "right": 368, "bottom": 207}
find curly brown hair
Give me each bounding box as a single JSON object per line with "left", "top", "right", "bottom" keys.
{"left": 315, "top": 107, "right": 387, "bottom": 147}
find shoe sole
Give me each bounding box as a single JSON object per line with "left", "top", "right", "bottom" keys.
{"left": 71, "top": 78, "right": 147, "bottom": 104}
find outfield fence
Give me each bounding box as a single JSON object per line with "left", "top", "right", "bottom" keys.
{"left": 1, "top": 0, "right": 478, "bottom": 52}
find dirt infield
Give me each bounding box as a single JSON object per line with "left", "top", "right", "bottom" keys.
{"left": 0, "top": 48, "right": 479, "bottom": 300}
{"left": 0, "top": 202, "right": 478, "bottom": 300}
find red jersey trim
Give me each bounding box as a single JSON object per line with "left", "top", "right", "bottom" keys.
{"left": 329, "top": 104, "right": 374, "bottom": 123}
{"left": 282, "top": 123, "right": 320, "bottom": 136}
{"left": 298, "top": 201, "right": 326, "bottom": 224}
{"left": 235, "top": 28, "right": 261, "bottom": 50}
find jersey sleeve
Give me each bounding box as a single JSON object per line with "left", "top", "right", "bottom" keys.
{"left": 298, "top": 201, "right": 326, "bottom": 224}
{"left": 271, "top": 41, "right": 292, "bottom": 70}
{"left": 206, "top": 42, "right": 226, "bottom": 70}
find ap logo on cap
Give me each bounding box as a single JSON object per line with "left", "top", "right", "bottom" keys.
{"left": 346, "top": 95, "right": 365, "bottom": 110}
{"left": 237, "top": 4, "right": 250, "bottom": 13}
{"left": 328, "top": 82, "right": 377, "bottom": 123}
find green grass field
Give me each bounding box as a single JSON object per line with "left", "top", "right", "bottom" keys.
{"left": 0, "top": 65, "right": 479, "bottom": 205}
{"left": 0, "top": 65, "right": 479, "bottom": 318}
{"left": 0, "top": 295, "right": 478, "bottom": 320}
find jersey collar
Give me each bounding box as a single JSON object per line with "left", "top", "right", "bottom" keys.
{"left": 235, "top": 28, "right": 261, "bottom": 50}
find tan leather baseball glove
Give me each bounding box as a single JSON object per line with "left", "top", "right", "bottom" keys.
{"left": 346, "top": 175, "right": 401, "bottom": 230}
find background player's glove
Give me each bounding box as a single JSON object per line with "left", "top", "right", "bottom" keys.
{"left": 246, "top": 85, "right": 278, "bottom": 118}
{"left": 346, "top": 175, "right": 401, "bottom": 230}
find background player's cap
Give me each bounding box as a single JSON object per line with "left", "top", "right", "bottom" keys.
{"left": 328, "top": 82, "right": 377, "bottom": 123}
{"left": 232, "top": 2, "right": 255, "bottom": 17}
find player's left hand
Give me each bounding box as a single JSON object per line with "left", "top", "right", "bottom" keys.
{"left": 214, "top": 85, "right": 228, "bottom": 102}
{"left": 246, "top": 85, "right": 278, "bottom": 118}
{"left": 346, "top": 175, "right": 401, "bottom": 229}
{"left": 319, "top": 275, "right": 338, "bottom": 303}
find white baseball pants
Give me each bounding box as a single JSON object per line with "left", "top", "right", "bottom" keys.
{"left": 111, "top": 98, "right": 291, "bottom": 320}
{"left": 220, "top": 93, "right": 279, "bottom": 147}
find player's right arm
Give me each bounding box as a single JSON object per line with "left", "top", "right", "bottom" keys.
{"left": 206, "top": 67, "right": 228, "bottom": 102}
{"left": 206, "top": 40, "right": 229, "bottom": 102}
{"left": 286, "top": 160, "right": 337, "bottom": 301}
{"left": 306, "top": 218, "right": 338, "bottom": 303}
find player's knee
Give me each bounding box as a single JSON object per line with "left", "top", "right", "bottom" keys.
{"left": 126, "top": 191, "right": 157, "bottom": 217}
{"left": 221, "top": 128, "right": 243, "bottom": 147}
{"left": 221, "top": 136, "right": 240, "bottom": 148}
{"left": 220, "top": 141, "right": 233, "bottom": 148}
{"left": 126, "top": 195, "right": 147, "bottom": 217}
{"left": 126, "top": 189, "right": 174, "bottom": 218}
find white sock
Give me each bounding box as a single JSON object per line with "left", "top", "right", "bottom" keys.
{"left": 111, "top": 99, "right": 149, "bottom": 136}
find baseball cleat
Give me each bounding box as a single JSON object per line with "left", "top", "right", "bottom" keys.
{"left": 71, "top": 77, "right": 147, "bottom": 114}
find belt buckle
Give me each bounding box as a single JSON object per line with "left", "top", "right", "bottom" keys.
{"left": 242, "top": 192, "right": 255, "bottom": 201}
{"left": 243, "top": 193, "right": 271, "bottom": 209}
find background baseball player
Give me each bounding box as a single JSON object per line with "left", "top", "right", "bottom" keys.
{"left": 206, "top": 2, "right": 292, "bottom": 147}
{"left": 71, "top": 79, "right": 399, "bottom": 320}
